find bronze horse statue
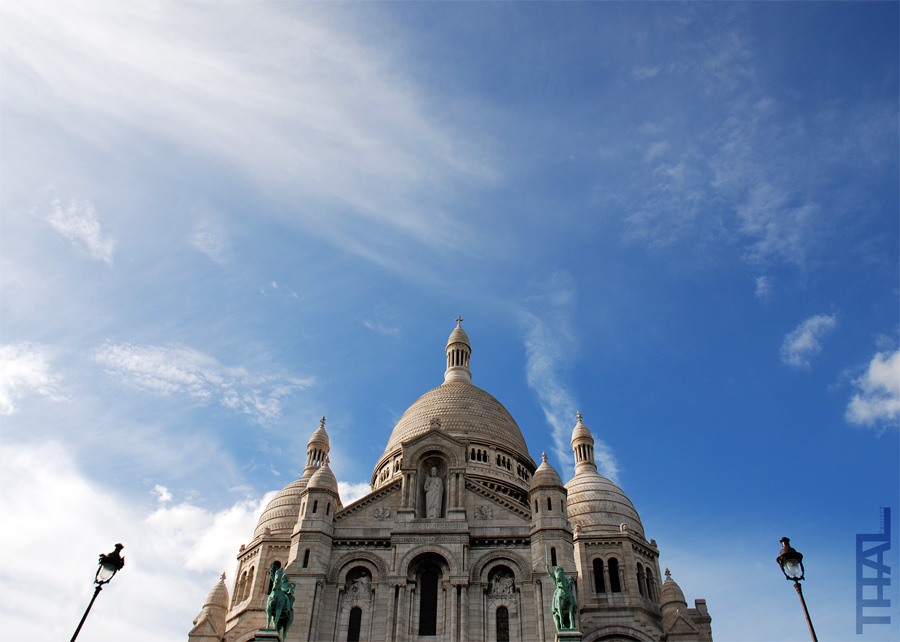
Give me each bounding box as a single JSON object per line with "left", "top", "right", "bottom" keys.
{"left": 266, "top": 562, "right": 295, "bottom": 639}
{"left": 547, "top": 564, "right": 578, "bottom": 631}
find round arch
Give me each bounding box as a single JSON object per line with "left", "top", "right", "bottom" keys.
{"left": 403, "top": 442, "right": 461, "bottom": 470}
{"left": 326, "top": 551, "right": 388, "bottom": 584}
{"left": 468, "top": 549, "right": 531, "bottom": 584}
{"left": 397, "top": 546, "right": 456, "bottom": 578}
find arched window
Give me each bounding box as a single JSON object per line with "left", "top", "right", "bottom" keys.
{"left": 302, "top": 550, "right": 310, "bottom": 568}
{"left": 347, "top": 606, "right": 362, "bottom": 642}
{"left": 236, "top": 570, "right": 247, "bottom": 603}
{"left": 550, "top": 547, "right": 558, "bottom": 567}
{"left": 593, "top": 558, "right": 606, "bottom": 593}
{"left": 534, "top": 499, "right": 539, "bottom": 513}
{"left": 608, "top": 558, "right": 621, "bottom": 593}
{"left": 312, "top": 500, "right": 318, "bottom": 514}
{"left": 547, "top": 497, "right": 552, "bottom": 511}
{"left": 646, "top": 568, "right": 655, "bottom": 601}
{"left": 636, "top": 563, "right": 645, "bottom": 596}
{"left": 266, "top": 562, "right": 280, "bottom": 594}
{"left": 496, "top": 606, "right": 510, "bottom": 642}
{"left": 418, "top": 568, "right": 439, "bottom": 636}
{"left": 326, "top": 502, "right": 331, "bottom": 515}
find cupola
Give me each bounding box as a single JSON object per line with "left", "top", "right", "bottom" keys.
{"left": 444, "top": 316, "right": 472, "bottom": 383}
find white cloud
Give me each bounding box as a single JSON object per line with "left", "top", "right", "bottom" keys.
{"left": 781, "top": 314, "right": 837, "bottom": 369}
{"left": 0, "top": 440, "right": 271, "bottom": 641}
{"left": 754, "top": 275, "right": 772, "bottom": 302}
{"left": 519, "top": 301, "right": 619, "bottom": 483}
{"left": 92, "top": 341, "right": 313, "bottom": 423}
{"left": 47, "top": 197, "right": 115, "bottom": 264}
{"left": 338, "top": 481, "right": 372, "bottom": 506}
{"left": 846, "top": 348, "right": 900, "bottom": 429}
{"left": 154, "top": 484, "right": 173, "bottom": 503}
{"left": 0, "top": 342, "right": 66, "bottom": 414}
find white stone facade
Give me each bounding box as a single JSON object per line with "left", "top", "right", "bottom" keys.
{"left": 190, "top": 321, "right": 712, "bottom": 642}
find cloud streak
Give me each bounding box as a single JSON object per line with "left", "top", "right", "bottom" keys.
{"left": 781, "top": 314, "right": 837, "bottom": 369}
{"left": 519, "top": 295, "right": 620, "bottom": 483}
{"left": 4, "top": 2, "right": 495, "bottom": 262}
{"left": 92, "top": 341, "right": 313, "bottom": 423}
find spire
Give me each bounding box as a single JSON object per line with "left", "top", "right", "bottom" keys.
{"left": 444, "top": 316, "right": 472, "bottom": 383}
{"left": 571, "top": 411, "right": 597, "bottom": 474}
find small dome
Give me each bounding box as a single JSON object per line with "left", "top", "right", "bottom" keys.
{"left": 309, "top": 417, "right": 329, "bottom": 449}
{"left": 661, "top": 569, "right": 687, "bottom": 608}
{"left": 531, "top": 453, "right": 563, "bottom": 489}
{"left": 307, "top": 461, "right": 340, "bottom": 494}
{"left": 254, "top": 474, "right": 311, "bottom": 538}
{"left": 565, "top": 469, "right": 644, "bottom": 537}
{"left": 204, "top": 573, "right": 229, "bottom": 610}
{"left": 571, "top": 412, "right": 593, "bottom": 443}
{"left": 447, "top": 324, "right": 470, "bottom": 348}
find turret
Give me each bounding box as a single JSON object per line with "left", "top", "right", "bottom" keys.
{"left": 530, "top": 452, "right": 573, "bottom": 571}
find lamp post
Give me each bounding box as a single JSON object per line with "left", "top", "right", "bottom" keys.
{"left": 777, "top": 537, "right": 818, "bottom": 642}
{"left": 70, "top": 543, "right": 125, "bottom": 642}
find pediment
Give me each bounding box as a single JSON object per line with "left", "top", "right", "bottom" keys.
{"left": 465, "top": 475, "right": 531, "bottom": 520}
{"left": 334, "top": 477, "right": 401, "bottom": 525}
{"left": 664, "top": 610, "right": 700, "bottom": 635}
{"left": 188, "top": 613, "right": 220, "bottom": 637}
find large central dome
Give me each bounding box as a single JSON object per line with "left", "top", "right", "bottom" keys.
{"left": 382, "top": 380, "right": 530, "bottom": 458}
{"left": 377, "top": 319, "right": 532, "bottom": 467}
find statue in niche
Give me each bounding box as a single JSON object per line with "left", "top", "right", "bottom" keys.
{"left": 424, "top": 466, "right": 443, "bottom": 518}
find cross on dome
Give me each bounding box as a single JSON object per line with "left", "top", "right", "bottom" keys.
{"left": 455, "top": 315, "right": 464, "bottom": 325}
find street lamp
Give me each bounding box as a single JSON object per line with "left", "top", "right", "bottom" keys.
{"left": 70, "top": 543, "right": 125, "bottom": 642}
{"left": 777, "top": 537, "right": 818, "bottom": 642}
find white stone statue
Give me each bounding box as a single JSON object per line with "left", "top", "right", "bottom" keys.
{"left": 424, "top": 467, "right": 443, "bottom": 518}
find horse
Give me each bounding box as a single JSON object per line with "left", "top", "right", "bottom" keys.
{"left": 266, "top": 565, "right": 295, "bottom": 639}
{"left": 548, "top": 565, "right": 578, "bottom": 631}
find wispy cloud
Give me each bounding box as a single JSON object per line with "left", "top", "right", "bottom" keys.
{"left": 645, "top": 141, "right": 669, "bottom": 162}
{"left": 754, "top": 275, "right": 772, "bottom": 302}
{"left": 632, "top": 65, "right": 661, "bottom": 80}
{"left": 0, "top": 342, "right": 67, "bottom": 414}
{"left": 92, "top": 341, "right": 313, "bottom": 423}
{"left": 5, "top": 2, "right": 494, "bottom": 264}
{"left": 190, "top": 214, "right": 230, "bottom": 264}
{"left": 363, "top": 320, "right": 401, "bottom": 337}
{"left": 781, "top": 314, "right": 837, "bottom": 369}
{"left": 47, "top": 197, "right": 115, "bottom": 264}
{"left": 846, "top": 348, "right": 900, "bottom": 430}
{"left": 518, "top": 283, "right": 619, "bottom": 483}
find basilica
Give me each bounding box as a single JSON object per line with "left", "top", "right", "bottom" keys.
{"left": 189, "top": 321, "right": 713, "bottom": 642}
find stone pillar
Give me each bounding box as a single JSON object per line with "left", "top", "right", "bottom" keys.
{"left": 461, "top": 584, "right": 469, "bottom": 642}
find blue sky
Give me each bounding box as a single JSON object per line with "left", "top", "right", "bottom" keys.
{"left": 1, "top": 2, "right": 898, "bottom": 640}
